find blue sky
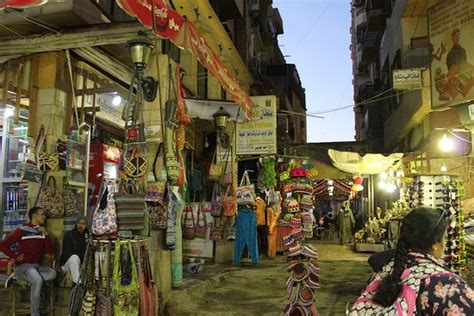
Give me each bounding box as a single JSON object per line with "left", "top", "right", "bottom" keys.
{"left": 273, "top": 0, "right": 354, "bottom": 143}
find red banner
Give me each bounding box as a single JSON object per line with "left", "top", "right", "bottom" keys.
{"left": 116, "top": 0, "right": 186, "bottom": 47}
{"left": 185, "top": 21, "right": 253, "bottom": 120}
{"left": 117, "top": 0, "right": 254, "bottom": 119}
{"left": 0, "top": 0, "right": 47, "bottom": 10}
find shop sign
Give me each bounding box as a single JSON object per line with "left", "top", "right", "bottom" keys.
{"left": 428, "top": 0, "right": 474, "bottom": 109}
{"left": 0, "top": 0, "right": 47, "bottom": 10}
{"left": 236, "top": 95, "right": 277, "bottom": 155}
{"left": 392, "top": 69, "right": 423, "bottom": 90}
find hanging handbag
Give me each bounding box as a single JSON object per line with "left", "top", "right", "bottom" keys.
{"left": 138, "top": 242, "right": 158, "bottom": 316}
{"left": 92, "top": 182, "right": 118, "bottom": 236}
{"left": 80, "top": 291, "right": 96, "bottom": 315}
{"left": 123, "top": 147, "right": 148, "bottom": 179}
{"left": 63, "top": 176, "right": 77, "bottom": 216}
{"left": 145, "top": 144, "right": 166, "bottom": 203}
{"left": 164, "top": 190, "right": 178, "bottom": 250}
{"left": 36, "top": 125, "right": 59, "bottom": 171}
{"left": 79, "top": 241, "right": 96, "bottom": 316}
{"left": 114, "top": 181, "right": 146, "bottom": 231}
{"left": 39, "top": 176, "right": 65, "bottom": 218}
{"left": 182, "top": 204, "right": 196, "bottom": 240}
{"left": 236, "top": 170, "right": 256, "bottom": 205}
{"left": 95, "top": 241, "right": 113, "bottom": 316}
{"left": 111, "top": 240, "right": 140, "bottom": 316}
{"left": 211, "top": 183, "right": 223, "bottom": 217}
{"left": 210, "top": 217, "right": 224, "bottom": 241}
{"left": 208, "top": 148, "right": 223, "bottom": 182}
{"left": 149, "top": 202, "right": 168, "bottom": 230}
{"left": 222, "top": 185, "right": 237, "bottom": 217}
{"left": 194, "top": 203, "right": 207, "bottom": 239}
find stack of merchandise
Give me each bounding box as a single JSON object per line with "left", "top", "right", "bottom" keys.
{"left": 285, "top": 243, "right": 320, "bottom": 315}
{"left": 406, "top": 175, "right": 467, "bottom": 273}
{"left": 280, "top": 163, "right": 318, "bottom": 315}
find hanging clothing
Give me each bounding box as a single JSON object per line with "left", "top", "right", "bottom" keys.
{"left": 255, "top": 198, "right": 267, "bottom": 225}
{"left": 255, "top": 197, "right": 268, "bottom": 256}
{"left": 338, "top": 206, "right": 355, "bottom": 245}
{"left": 170, "top": 189, "right": 185, "bottom": 287}
{"left": 266, "top": 206, "right": 279, "bottom": 258}
{"left": 233, "top": 208, "right": 259, "bottom": 266}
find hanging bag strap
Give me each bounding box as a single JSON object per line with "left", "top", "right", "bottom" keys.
{"left": 106, "top": 240, "right": 112, "bottom": 296}
{"left": 240, "top": 170, "right": 251, "bottom": 186}
{"left": 152, "top": 143, "right": 163, "bottom": 182}
{"left": 196, "top": 203, "right": 206, "bottom": 228}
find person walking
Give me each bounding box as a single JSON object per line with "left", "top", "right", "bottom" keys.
{"left": 60, "top": 215, "right": 89, "bottom": 284}
{"left": 0, "top": 207, "right": 56, "bottom": 316}
{"left": 350, "top": 207, "right": 474, "bottom": 315}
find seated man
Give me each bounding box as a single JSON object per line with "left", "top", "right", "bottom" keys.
{"left": 60, "top": 216, "right": 88, "bottom": 284}
{"left": 0, "top": 207, "right": 56, "bottom": 316}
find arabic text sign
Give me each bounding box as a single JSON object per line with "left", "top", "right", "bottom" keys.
{"left": 393, "top": 69, "right": 423, "bottom": 90}
{"left": 237, "top": 95, "right": 277, "bottom": 155}
{"left": 428, "top": 0, "right": 474, "bottom": 108}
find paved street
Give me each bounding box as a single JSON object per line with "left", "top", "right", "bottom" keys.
{"left": 165, "top": 242, "right": 372, "bottom": 315}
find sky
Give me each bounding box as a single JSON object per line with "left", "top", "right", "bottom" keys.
{"left": 273, "top": 0, "right": 354, "bottom": 143}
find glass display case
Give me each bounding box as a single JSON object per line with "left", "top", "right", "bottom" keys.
{"left": 0, "top": 108, "right": 31, "bottom": 237}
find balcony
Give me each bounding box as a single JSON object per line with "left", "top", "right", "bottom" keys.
{"left": 355, "top": 10, "right": 368, "bottom": 27}
{"left": 367, "top": 0, "right": 386, "bottom": 31}
{"left": 210, "top": 0, "right": 244, "bottom": 21}
{"left": 353, "top": 0, "right": 366, "bottom": 8}
{"left": 358, "top": 31, "right": 379, "bottom": 64}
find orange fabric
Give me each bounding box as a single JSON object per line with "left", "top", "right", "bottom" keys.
{"left": 266, "top": 206, "right": 280, "bottom": 258}
{"left": 255, "top": 198, "right": 267, "bottom": 226}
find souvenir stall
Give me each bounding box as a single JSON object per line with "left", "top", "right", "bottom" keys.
{"left": 406, "top": 175, "right": 467, "bottom": 273}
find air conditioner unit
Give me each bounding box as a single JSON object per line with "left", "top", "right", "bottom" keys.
{"left": 405, "top": 47, "right": 430, "bottom": 68}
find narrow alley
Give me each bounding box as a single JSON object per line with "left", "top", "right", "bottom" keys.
{"left": 165, "top": 242, "right": 371, "bottom": 316}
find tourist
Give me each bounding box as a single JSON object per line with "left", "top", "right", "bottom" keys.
{"left": 350, "top": 207, "right": 474, "bottom": 314}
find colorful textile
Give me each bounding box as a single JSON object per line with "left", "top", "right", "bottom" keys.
{"left": 170, "top": 189, "right": 185, "bottom": 287}
{"left": 255, "top": 198, "right": 267, "bottom": 226}
{"left": 266, "top": 206, "right": 280, "bottom": 258}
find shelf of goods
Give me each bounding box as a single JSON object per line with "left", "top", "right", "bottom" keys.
{"left": 407, "top": 175, "right": 467, "bottom": 273}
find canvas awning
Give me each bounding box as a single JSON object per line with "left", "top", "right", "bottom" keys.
{"left": 116, "top": 0, "right": 254, "bottom": 120}
{"left": 185, "top": 99, "right": 246, "bottom": 123}
{"left": 328, "top": 149, "right": 403, "bottom": 175}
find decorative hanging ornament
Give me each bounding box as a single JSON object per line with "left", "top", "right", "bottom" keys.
{"left": 355, "top": 184, "right": 364, "bottom": 191}
{"left": 354, "top": 176, "right": 363, "bottom": 185}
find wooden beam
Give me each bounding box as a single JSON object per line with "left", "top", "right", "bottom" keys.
{"left": 0, "top": 22, "right": 150, "bottom": 57}
{"left": 73, "top": 46, "right": 133, "bottom": 85}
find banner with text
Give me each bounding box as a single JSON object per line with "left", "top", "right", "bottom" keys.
{"left": 393, "top": 69, "right": 423, "bottom": 90}
{"left": 237, "top": 95, "right": 277, "bottom": 155}
{"left": 428, "top": 0, "right": 474, "bottom": 108}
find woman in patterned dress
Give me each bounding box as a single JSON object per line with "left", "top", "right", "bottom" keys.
{"left": 350, "top": 207, "right": 474, "bottom": 315}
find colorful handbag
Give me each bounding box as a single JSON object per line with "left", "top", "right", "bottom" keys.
{"left": 39, "top": 176, "right": 65, "bottom": 218}
{"left": 36, "top": 125, "right": 59, "bottom": 171}
{"left": 164, "top": 191, "right": 178, "bottom": 250}
{"left": 123, "top": 147, "right": 148, "bottom": 178}
{"left": 80, "top": 291, "right": 96, "bottom": 315}
{"left": 236, "top": 171, "right": 255, "bottom": 205}
{"left": 194, "top": 203, "right": 207, "bottom": 239}
{"left": 208, "top": 149, "right": 223, "bottom": 181}
{"left": 63, "top": 176, "right": 77, "bottom": 216}
{"left": 92, "top": 182, "right": 118, "bottom": 236}
{"left": 138, "top": 242, "right": 158, "bottom": 316}
{"left": 115, "top": 181, "right": 145, "bottom": 231}
{"left": 111, "top": 241, "right": 139, "bottom": 316}
{"left": 211, "top": 183, "right": 223, "bottom": 217}
{"left": 182, "top": 205, "right": 196, "bottom": 240}
{"left": 145, "top": 144, "right": 166, "bottom": 203}
{"left": 222, "top": 185, "right": 237, "bottom": 217}
{"left": 148, "top": 202, "right": 168, "bottom": 230}
{"left": 210, "top": 217, "right": 224, "bottom": 241}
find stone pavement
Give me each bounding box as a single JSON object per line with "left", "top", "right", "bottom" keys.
{"left": 165, "top": 241, "right": 372, "bottom": 316}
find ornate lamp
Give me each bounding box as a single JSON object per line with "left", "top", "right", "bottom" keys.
{"left": 213, "top": 106, "right": 231, "bottom": 149}
{"left": 126, "top": 32, "right": 158, "bottom": 102}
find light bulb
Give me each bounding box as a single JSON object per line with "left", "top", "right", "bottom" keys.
{"left": 327, "top": 179, "right": 334, "bottom": 185}
{"left": 378, "top": 180, "right": 386, "bottom": 189}
{"left": 112, "top": 95, "right": 122, "bottom": 106}
{"left": 439, "top": 134, "right": 454, "bottom": 152}
{"left": 4, "top": 108, "right": 14, "bottom": 118}
{"left": 440, "top": 164, "right": 448, "bottom": 172}
{"left": 380, "top": 172, "right": 388, "bottom": 180}
{"left": 385, "top": 183, "right": 397, "bottom": 193}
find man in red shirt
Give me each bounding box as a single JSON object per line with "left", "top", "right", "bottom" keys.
{"left": 0, "top": 206, "right": 56, "bottom": 316}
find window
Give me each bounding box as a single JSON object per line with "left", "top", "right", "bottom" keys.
{"left": 197, "top": 62, "right": 208, "bottom": 100}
